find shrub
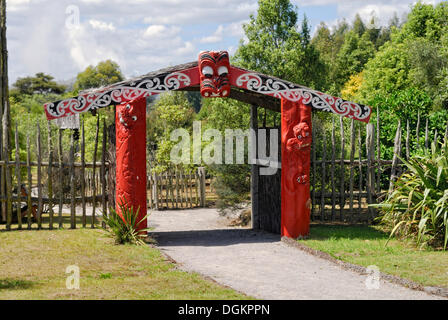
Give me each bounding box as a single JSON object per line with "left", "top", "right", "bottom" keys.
{"left": 102, "top": 199, "right": 150, "bottom": 245}
{"left": 373, "top": 140, "right": 448, "bottom": 250}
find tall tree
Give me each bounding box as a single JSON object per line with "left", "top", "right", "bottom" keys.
{"left": 0, "top": 0, "right": 9, "bottom": 222}
{"left": 12, "top": 73, "right": 66, "bottom": 95}
{"left": 333, "top": 31, "right": 376, "bottom": 92}
{"left": 359, "top": 1, "right": 448, "bottom": 110}
{"left": 74, "top": 60, "right": 124, "bottom": 92}
{"left": 234, "top": 0, "right": 325, "bottom": 89}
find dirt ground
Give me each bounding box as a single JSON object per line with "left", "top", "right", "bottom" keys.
{"left": 148, "top": 208, "right": 445, "bottom": 300}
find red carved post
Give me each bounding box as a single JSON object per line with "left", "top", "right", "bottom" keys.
{"left": 281, "top": 98, "right": 312, "bottom": 238}
{"left": 115, "top": 98, "right": 147, "bottom": 232}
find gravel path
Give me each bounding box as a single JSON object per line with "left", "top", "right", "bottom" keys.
{"left": 148, "top": 208, "right": 444, "bottom": 300}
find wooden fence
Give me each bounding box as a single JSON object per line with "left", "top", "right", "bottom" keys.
{"left": 0, "top": 118, "right": 109, "bottom": 230}
{"left": 1, "top": 109, "right": 446, "bottom": 230}
{"left": 309, "top": 110, "right": 448, "bottom": 223}
{"left": 0, "top": 117, "right": 212, "bottom": 231}
{"left": 147, "top": 167, "right": 212, "bottom": 210}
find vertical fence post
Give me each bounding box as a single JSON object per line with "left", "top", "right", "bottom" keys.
{"left": 376, "top": 107, "right": 381, "bottom": 196}
{"left": 69, "top": 132, "right": 75, "bottom": 229}
{"left": 26, "top": 134, "right": 32, "bottom": 229}
{"left": 14, "top": 122, "right": 22, "bottom": 229}
{"left": 349, "top": 119, "right": 355, "bottom": 222}
{"left": 198, "top": 167, "right": 206, "bottom": 208}
{"left": 357, "top": 125, "right": 363, "bottom": 220}
{"left": 330, "top": 117, "right": 336, "bottom": 221}
{"left": 91, "top": 115, "right": 99, "bottom": 227}
{"left": 320, "top": 131, "right": 326, "bottom": 222}
{"left": 153, "top": 172, "right": 159, "bottom": 210}
{"left": 101, "top": 119, "right": 107, "bottom": 220}
{"left": 311, "top": 118, "right": 316, "bottom": 220}
{"left": 47, "top": 121, "right": 54, "bottom": 229}
{"left": 339, "top": 116, "right": 345, "bottom": 221}
{"left": 36, "top": 121, "right": 42, "bottom": 229}
{"left": 58, "top": 129, "right": 63, "bottom": 228}
{"left": 366, "top": 123, "right": 375, "bottom": 222}
{"left": 389, "top": 120, "right": 402, "bottom": 193}
{"left": 81, "top": 120, "right": 86, "bottom": 227}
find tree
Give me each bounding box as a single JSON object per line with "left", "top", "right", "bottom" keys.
{"left": 358, "top": 1, "right": 448, "bottom": 110}
{"left": 234, "top": 0, "right": 325, "bottom": 90}
{"left": 74, "top": 60, "right": 124, "bottom": 92}
{"left": 332, "top": 31, "right": 375, "bottom": 92}
{"left": 352, "top": 14, "right": 366, "bottom": 37}
{"left": 146, "top": 92, "right": 195, "bottom": 172}
{"left": 12, "top": 72, "right": 66, "bottom": 96}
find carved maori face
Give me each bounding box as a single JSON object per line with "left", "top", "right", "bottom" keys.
{"left": 117, "top": 102, "right": 140, "bottom": 130}
{"left": 198, "top": 51, "right": 230, "bottom": 98}
{"left": 293, "top": 122, "right": 311, "bottom": 149}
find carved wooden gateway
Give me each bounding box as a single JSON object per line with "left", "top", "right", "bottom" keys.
{"left": 44, "top": 51, "right": 372, "bottom": 238}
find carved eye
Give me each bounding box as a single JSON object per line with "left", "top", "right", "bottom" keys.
{"left": 298, "top": 135, "right": 302, "bottom": 139}
{"left": 132, "top": 116, "right": 137, "bottom": 121}
{"left": 126, "top": 104, "right": 131, "bottom": 110}
{"left": 305, "top": 132, "right": 309, "bottom": 136}
{"left": 218, "top": 66, "right": 228, "bottom": 76}
{"left": 202, "top": 66, "right": 213, "bottom": 77}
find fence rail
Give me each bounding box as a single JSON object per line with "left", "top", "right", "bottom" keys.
{"left": 0, "top": 119, "right": 109, "bottom": 230}
{"left": 0, "top": 117, "right": 211, "bottom": 231}
{"left": 147, "top": 167, "right": 210, "bottom": 210}
{"left": 309, "top": 110, "right": 448, "bottom": 223}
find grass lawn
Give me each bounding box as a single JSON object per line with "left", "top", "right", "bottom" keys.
{"left": 298, "top": 224, "right": 448, "bottom": 288}
{"left": 0, "top": 227, "right": 251, "bottom": 299}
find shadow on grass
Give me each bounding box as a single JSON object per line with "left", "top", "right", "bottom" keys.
{"left": 308, "top": 224, "right": 390, "bottom": 241}
{"left": 0, "top": 278, "right": 35, "bottom": 290}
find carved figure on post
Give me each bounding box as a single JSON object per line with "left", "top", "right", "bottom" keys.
{"left": 198, "top": 51, "right": 231, "bottom": 98}
{"left": 115, "top": 98, "right": 147, "bottom": 231}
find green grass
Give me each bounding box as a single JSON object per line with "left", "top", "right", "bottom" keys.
{"left": 299, "top": 224, "right": 448, "bottom": 288}
{"left": 0, "top": 228, "right": 251, "bottom": 299}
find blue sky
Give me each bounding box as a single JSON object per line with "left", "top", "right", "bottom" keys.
{"left": 5, "top": 0, "right": 443, "bottom": 84}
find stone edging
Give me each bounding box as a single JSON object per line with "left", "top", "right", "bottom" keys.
{"left": 281, "top": 236, "right": 448, "bottom": 299}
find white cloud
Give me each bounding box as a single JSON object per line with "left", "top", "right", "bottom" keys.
{"left": 143, "top": 25, "right": 180, "bottom": 38}
{"left": 5, "top": 0, "right": 443, "bottom": 86}
{"left": 88, "top": 19, "right": 116, "bottom": 32}
{"left": 200, "top": 25, "right": 224, "bottom": 44}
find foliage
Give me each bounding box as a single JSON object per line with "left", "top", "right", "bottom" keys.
{"left": 368, "top": 88, "right": 446, "bottom": 160}
{"left": 373, "top": 141, "right": 448, "bottom": 250}
{"left": 102, "top": 198, "right": 150, "bottom": 245}
{"left": 341, "top": 72, "right": 363, "bottom": 102}
{"left": 11, "top": 73, "right": 66, "bottom": 96}
{"left": 147, "top": 92, "right": 195, "bottom": 172}
{"left": 234, "top": 0, "right": 325, "bottom": 91}
{"left": 74, "top": 60, "right": 124, "bottom": 92}
{"left": 358, "top": 1, "right": 448, "bottom": 110}
{"left": 332, "top": 31, "right": 375, "bottom": 91}
{"left": 198, "top": 98, "right": 252, "bottom": 213}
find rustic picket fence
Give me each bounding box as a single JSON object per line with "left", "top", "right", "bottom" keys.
{"left": 1, "top": 109, "right": 446, "bottom": 230}
{"left": 309, "top": 110, "right": 448, "bottom": 223}
{"left": 147, "top": 167, "right": 212, "bottom": 210}
{"left": 0, "top": 118, "right": 109, "bottom": 230}
{"left": 0, "top": 117, "right": 212, "bottom": 231}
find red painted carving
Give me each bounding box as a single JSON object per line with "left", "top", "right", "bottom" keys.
{"left": 230, "top": 66, "right": 372, "bottom": 123}
{"left": 198, "top": 51, "right": 230, "bottom": 98}
{"left": 281, "top": 98, "right": 312, "bottom": 238}
{"left": 115, "top": 98, "right": 147, "bottom": 232}
{"left": 44, "top": 66, "right": 199, "bottom": 120}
